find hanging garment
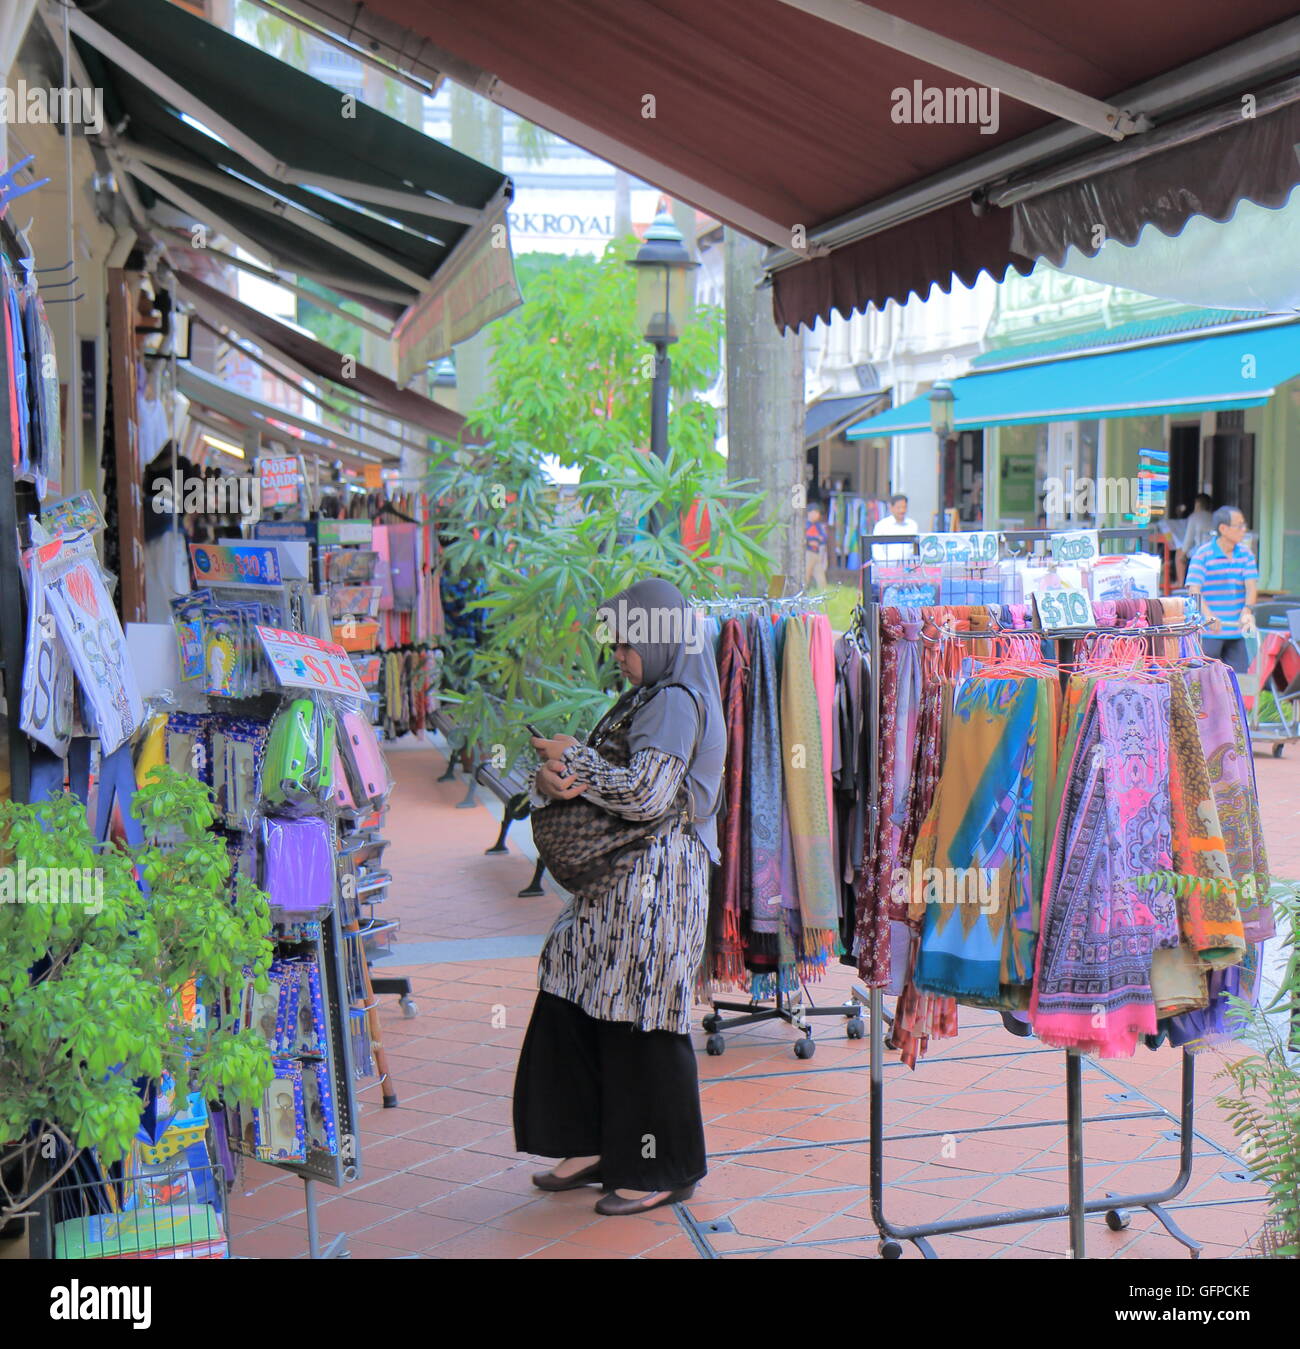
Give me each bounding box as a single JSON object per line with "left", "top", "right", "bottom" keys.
{"left": 744, "top": 612, "right": 784, "bottom": 959}
{"left": 832, "top": 635, "right": 868, "bottom": 959}
{"left": 779, "top": 615, "right": 841, "bottom": 968}
{"left": 911, "top": 676, "right": 1050, "bottom": 1006}
{"left": 1166, "top": 668, "right": 1247, "bottom": 967}
{"left": 1190, "top": 660, "right": 1273, "bottom": 941}
{"left": 1032, "top": 680, "right": 1179, "bottom": 1057}
{"left": 708, "top": 618, "right": 750, "bottom": 987}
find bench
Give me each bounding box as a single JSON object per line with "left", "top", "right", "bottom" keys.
{"left": 430, "top": 707, "right": 466, "bottom": 784}
{"left": 474, "top": 759, "right": 547, "bottom": 898}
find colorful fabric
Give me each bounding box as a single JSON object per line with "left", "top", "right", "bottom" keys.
{"left": 1167, "top": 669, "right": 1246, "bottom": 967}
{"left": 1032, "top": 680, "right": 1178, "bottom": 1057}
{"left": 1190, "top": 661, "right": 1274, "bottom": 941}
{"left": 806, "top": 613, "right": 837, "bottom": 845}
{"left": 1186, "top": 540, "right": 1258, "bottom": 637}
{"left": 708, "top": 619, "right": 750, "bottom": 987}
{"left": 744, "top": 613, "right": 783, "bottom": 952}
{"left": 779, "top": 615, "right": 841, "bottom": 967}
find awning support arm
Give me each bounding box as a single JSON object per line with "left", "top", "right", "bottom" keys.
{"left": 773, "top": 0, "right": 1148, "bottom": 141}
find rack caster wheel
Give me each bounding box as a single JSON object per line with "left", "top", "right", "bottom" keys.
{"left": 702, "top": 1013, "right": 720, "bottom": 1033}
{"left": 706, "top": 1034, "right": 726, "bottom": 1056}
{"left": 1105, "top": 1208, "right": 1131, "bottom": 1232}
{"left": 400, "top": 995, "right": 418, "bottom": 1019}
{"left": 846, "top": 1016, "right": 865, "bottom": 1039}
{"left": 793, "top": 1037, "right": 815, "bottom": 1060}
{"left": 1273, "top": 743, "right": 1285, "bottom": 758}
{"left": 879, "top": 1240, "right": 903, "bottom": 1259}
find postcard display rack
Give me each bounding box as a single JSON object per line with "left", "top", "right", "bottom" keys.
{"left": 255, "top": 516, "right": 415, "bottom": 1031}
{"left": 855, "top": 527, "right": 1208, "bottom": 1260}
{"left": 168, "top": 537, "right": 398, "bottom": 1260}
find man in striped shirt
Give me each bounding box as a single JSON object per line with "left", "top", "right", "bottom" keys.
{"left": 1185, "top": 505, "right": 1258, "bottom": 673}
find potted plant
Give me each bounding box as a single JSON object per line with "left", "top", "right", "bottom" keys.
{"left": 1217, "top": 881, "right": 1300, "bottom": 1258}
{"left": 0, "top": 766, "right": 275, "bottom": 1236}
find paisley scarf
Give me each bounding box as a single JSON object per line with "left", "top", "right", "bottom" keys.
{"left": 708, "top": 619, "right": 750, "bottom": 987}
{"left": 744, "top": 613, "right": 784, "bottom": 951}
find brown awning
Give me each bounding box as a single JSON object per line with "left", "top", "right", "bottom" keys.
{"left": 333, "top": 0, "right": 1300, "bottom": 329}
{"left": 174, "top": 271, "right": 474, "bottom": 445}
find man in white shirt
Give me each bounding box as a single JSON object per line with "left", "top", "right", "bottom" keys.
{"left": 872, "top": 494, "right": 919, "bottom": 563}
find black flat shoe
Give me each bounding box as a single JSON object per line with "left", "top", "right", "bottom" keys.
{"left": 594, "top": 1184, "right": 695, "bottom": 1216}
{"left": 531, "top": 1161, "right": 604, "bottom": 1191}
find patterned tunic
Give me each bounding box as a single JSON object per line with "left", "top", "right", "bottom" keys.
{"left": 533, "top": 746, "right": 710, "bottom": 1034}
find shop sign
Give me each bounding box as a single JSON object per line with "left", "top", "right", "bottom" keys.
{"left": 918, "top": 531, "right": 999, "bottom": 565}
{"left": 1035, "top": 587, "right": 1096, "bottom": 632}
{"left": 1048, "top": 530, "right": 1100, "bottom": 564}
{"left": 258, "top": 456, "right": 304, "bottom": 508}
{"left": 190, "top": 543, "right": 283, "bottom": 587}
{"left": 392, "top": 196, "right": 522, "bottom": 386}
{"left": 255, "top": 626, "right": 367, "bottom": 699}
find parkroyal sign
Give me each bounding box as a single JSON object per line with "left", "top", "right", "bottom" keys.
{"left": 393, "top": 196, "right": 522, "bottom": 387}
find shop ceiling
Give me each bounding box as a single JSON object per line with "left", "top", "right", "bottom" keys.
{"left": 277, "top": 0, "right": 1300, "bottom": 330}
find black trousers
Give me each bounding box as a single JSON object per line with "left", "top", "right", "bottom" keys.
{"left": 513, "top": 991, "right": 707, "bottom": 1191}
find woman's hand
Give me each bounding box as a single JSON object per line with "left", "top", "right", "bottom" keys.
{"left": 535, "top": 759, "right": 590, "bottom": 800}
{"left": 531, "top": 734, "right": 579, "bottom": 761}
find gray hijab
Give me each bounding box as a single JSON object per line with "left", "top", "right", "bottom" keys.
{"left": 596, "top": 577, "right": 726, "bottom": 863}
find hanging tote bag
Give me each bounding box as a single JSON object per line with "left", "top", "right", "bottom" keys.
{"left": 529, "top": 683, "right": 700, "bottom": 893}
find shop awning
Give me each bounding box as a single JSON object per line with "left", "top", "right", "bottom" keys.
{"left": 173, "top": 271, "right": 472, "bottom": 446}
{"left": 804, "top": 392, "right": 889, "bottom": 446}
{"left": 275, "top": 0, "right": 1300, "bottom": 331}
{"left": 846, "top": 321, "right": 1300, "bottom": 437}
{"left": 67, "top": 0, "right": 520, "bottom": 356}
{"left": 177, "top": 364, "right": 399, "bottom": 467}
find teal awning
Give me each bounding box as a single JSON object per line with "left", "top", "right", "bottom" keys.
{"left": 847, "top": 322, "right": 1300, "bottom": 438}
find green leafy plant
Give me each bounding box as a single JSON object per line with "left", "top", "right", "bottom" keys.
{"left": 1217, "top": 880, "right": 1300, "bottom": 1257}
{"left": 0, "top": 767, "right": 275, "bottom": 1227}
{"left": 430, "top": 243, "right": 774, "bottom": 765}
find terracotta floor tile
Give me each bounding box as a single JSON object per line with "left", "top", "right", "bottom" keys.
{"left": 426, "top": 1226, "right": 554, "bottom": 1259}
{"left": 350, "top": 1171, "right": 461, "bottom": 1208}
{"left": 420, "top": 1185, "right": 534, "bottom": 1224}
{"left": 362, "top": 1210, "right": 477, "bottom": 1253}
{"left": 524, "top": 1240, "right": 626, "bottom": 1259}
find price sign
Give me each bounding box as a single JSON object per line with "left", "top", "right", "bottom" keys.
{"left": 190, "top": 543, "right": 283, "bottom": 587}
{"left": 918, "top": 531, "right": 999, "bottom": 565}
{"left": 255, "top": 625, "right": 367, "bottom": 698}
{"left": 1035, "top": 587, "right": 1095, "bottom": 632}
{"left": 1048, "top": 530, "right": 1100, "bottom": 564}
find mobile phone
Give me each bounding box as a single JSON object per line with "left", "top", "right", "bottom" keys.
{"left": 526, "top": 723, "right": 544, "bottom": 738}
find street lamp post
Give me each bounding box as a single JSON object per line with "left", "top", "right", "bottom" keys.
{"left": 928, "top": 380, "right": 955, "bottom": 531}
{"left": 627, "top": 209, "right": 699, "bottom": 462}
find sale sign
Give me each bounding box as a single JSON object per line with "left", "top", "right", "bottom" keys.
{"left": 257, "top": 456, "right": 304, "bottom": 509}
{"left": 255, "top": 626, "right": 367, "bottom": 698}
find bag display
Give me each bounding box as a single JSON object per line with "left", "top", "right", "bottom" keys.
{"left": 261, "top": 815, "right": 335, "bottom": 918}
{"left": 261, "top": 698, "right": 332, "bottom": 812}
{"left": 337, "top": 708, "right": 388, "bottom": 808}
{"left": 530, "top": 684, "right": 697, "bottom": 893}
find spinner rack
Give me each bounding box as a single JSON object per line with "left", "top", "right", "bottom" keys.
{"left": 858, "top": 530, "right": 1209, "bottom": 1259}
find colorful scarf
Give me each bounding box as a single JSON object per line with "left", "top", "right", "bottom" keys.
{"left": 780, "top": 615, "right": 841, "bottom": 968}
{"left": 708, "top": 619, "right": 750, "bottom": 987}
{"left": 1191, "top": 661, "right": 1273, "bottom": 941}
{"left": 744, "top": 612, "right": 784, "bottom": 952}
{"left": 1032, "top": 680, "right": 1176, "bottom": 1056}
{"left": 912, "top": 676, "right": 1046, "bottom": 1005}
{"left": 1166, "top": 669, "right": 1246, "bottom": 967}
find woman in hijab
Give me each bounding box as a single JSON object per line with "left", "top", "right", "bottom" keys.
{"left": 512, "top": 577, "right": 726, "bottom": 1216}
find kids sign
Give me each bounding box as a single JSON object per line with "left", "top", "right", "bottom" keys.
{"left": 255, "top": 626, "right": 366, "bottom": 698}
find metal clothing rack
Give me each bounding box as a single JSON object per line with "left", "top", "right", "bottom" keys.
{"left": 856, "top": 549, "right": 1212, "bottom": 1259}
{"left": 700, "top": 592, "right": 860, "bottom": 1059}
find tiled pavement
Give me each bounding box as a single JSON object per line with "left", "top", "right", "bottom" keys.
{"left": 227, "top": 741, "right": 1299, "bottom": 1259}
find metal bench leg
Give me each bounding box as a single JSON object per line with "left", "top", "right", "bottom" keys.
{"left": 518, "top": 858, "right": 546, "bottom": 898}
{"left": 485, "top": 814, "right": 512, "bottom": 855}
{"left": 437, "top": 752, "right": 458, "bottom": 782}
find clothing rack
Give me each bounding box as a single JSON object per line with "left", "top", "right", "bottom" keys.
{"left": 700, "top": 592, "right": 861, "bottom": 1058}
{"left": 855, "top": 557, "right": 1210, "bottom": 1258}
